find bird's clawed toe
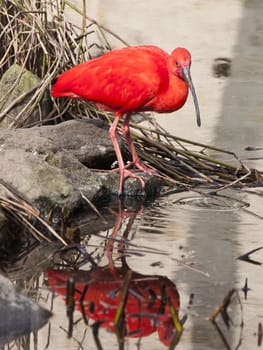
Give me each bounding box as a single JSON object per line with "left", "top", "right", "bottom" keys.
{"left": 131, "top": 160, "right": 158, "bottom": 175}
{"left": 117, "top": 168, "right": 146, "bottom": 196}
{"left": 112, "top": 161, "right": 157, "bottom": 175}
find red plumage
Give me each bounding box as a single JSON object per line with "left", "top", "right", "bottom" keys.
{"left": 52, "top": 45, "right": 201, "bottom": 194}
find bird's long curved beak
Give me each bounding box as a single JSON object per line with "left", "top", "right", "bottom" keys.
{"left": 182, "top": 66, "right": 201, "bottom": 127}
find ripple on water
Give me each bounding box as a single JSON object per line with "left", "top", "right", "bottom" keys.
{"left": 171, "top": 191, "right": 250, "bottom": 212}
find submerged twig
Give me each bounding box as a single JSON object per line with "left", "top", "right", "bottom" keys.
{"left": 167, "top": 296, "right": 183, "bottom": 349}
{"left": 80, "top": 191, "right": 107, "bottom": 224}
{"left": 210, "top": 289, "right": 244, "bottom": 350}
{"left": 237, "top": 247, "right": 263, "bottom": 265}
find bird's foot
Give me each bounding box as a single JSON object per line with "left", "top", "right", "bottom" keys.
{"left": 131, "top": 160, "right": 158, "bottom": 175}
{"left": 112, "top": 160, "right": 158, "bottom": 175}
{"left": 116, "top": 168, "right": 145, "bottom": 196}
{"left": 111, "top": 161, "right": 159, "bottom": 195}
{"left": 123, "top": 169, "right": 145, "bottom": 187}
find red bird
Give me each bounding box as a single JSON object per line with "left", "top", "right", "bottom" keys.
{"left": 51, "top": 45, "right": 201, "bottom": 194}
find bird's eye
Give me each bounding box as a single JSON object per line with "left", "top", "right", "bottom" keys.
{"left": 175, "top": 61, "right": 179, "bottom": 66}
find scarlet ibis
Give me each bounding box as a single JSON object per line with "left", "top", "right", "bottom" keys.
{"left": 51, "top": 45, "right": 201, "bottom": 194}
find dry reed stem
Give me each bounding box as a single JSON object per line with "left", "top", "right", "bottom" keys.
{"left": 0, "top": 180, "right": 68, "bottom": 245}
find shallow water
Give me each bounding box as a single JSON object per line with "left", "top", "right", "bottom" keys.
{"left": 133, "top": 189, "right": 263, "bottom": 349}
{"left": 25, "top": 187, "right": 262, "bottom": 350}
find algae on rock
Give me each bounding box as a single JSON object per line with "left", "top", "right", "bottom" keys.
{"left": 0, "top": 64, "right": 51, "bottom": 128}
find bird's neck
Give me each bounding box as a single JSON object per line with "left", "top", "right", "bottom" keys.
{"left": 145, "top": 76, "right": 188, "bottom": 113}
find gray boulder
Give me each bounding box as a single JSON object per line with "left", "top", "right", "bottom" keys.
{"left": 0, "top": 274, "right": 52, "bottom": 346}
{"left": 0, "top": 120, "right": 163, "bottom": 216}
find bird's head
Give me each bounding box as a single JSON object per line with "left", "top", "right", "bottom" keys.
{"left": 169, "top": 48, "right": 201, "bottom": 127}
{"left": 170, "top": 47, "right": 192, "bottom": 78}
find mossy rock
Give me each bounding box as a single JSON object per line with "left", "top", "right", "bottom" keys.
{"left": 0, "top": 64, "right": 51, "bottom": 128}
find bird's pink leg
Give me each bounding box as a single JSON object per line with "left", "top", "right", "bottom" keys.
{"left": 109, "top": 114, "right": 146, "bottom": 194}
{"left": 122, "top": 114, "right": 157, "bottom": 174}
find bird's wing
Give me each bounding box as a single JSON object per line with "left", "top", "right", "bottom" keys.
{"left": 52, "top": 46, "right": 169, "bottom": 113}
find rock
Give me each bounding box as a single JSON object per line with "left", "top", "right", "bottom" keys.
{"left": 33, "top": 119, "right": 118, "bottom": 168}
{"left": 0, "top": 64, "right": 51, "bottom": 128}
{"left": 0, "top": 274, "right": 52, "bottom": 346}
{"left": 0, "top": 120, "right": 163, "bottom": 217}
{"left": 105, "top": 171, "right": 163, "bottom": 198}
{"left": 0, "top": 122, "right": 108, "bottom": 215}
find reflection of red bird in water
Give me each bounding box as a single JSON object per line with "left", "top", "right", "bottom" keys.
{"left": 52, "top": 45, "right": 201, "bottom": 194}
{"left": 46, "top": 266, "right": 180, "bottom": 346}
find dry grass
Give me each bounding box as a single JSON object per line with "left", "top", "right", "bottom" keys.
{"left": 0, "top": 179, "right": 68, "bottom": 245}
